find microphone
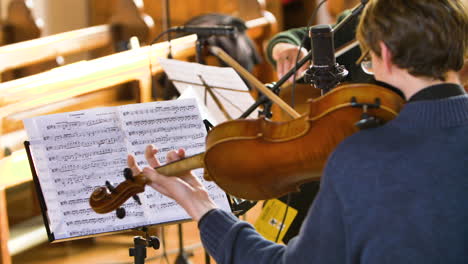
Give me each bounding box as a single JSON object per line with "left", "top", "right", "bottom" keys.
{"left": 304, "top": 24, "right": 348, "bottom": 93}
{"left": 169, "top": 25, "right": 237, "bottom": 36}
{"left": 311, "top": 25, "right": 336, "bottom": 68}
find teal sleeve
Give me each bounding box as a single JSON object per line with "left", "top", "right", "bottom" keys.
{"left": 265, "top": 9, "right": 353, "bottom": 68}
{"left": 265, "top": 27, "right": 309, "bottom": 67}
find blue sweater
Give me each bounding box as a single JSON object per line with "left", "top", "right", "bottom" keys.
{"left": 199, "top": 91, "right": 468, "bottom": 264}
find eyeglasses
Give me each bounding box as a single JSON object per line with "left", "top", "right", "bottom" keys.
{"left": 356, "top": 49, "right": 374, "bottom": 75}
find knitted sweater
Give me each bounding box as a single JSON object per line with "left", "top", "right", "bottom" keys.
{"left": 199, "top": 84, "right": 468, "bottom": 264}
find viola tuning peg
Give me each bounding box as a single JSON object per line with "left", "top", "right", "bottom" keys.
{"left": 105, "top": 180, "right": 117, "bottom": 193}
{"left": 132, "top": 194, "right": 142, "bottom": 205}
{"left": 123, "top": 168, "right": 134, "bottom": 181}
{"left": 116, "top": 207, "right": 126, "bottom": 219}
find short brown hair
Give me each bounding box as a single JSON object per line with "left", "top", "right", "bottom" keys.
{"left": 356, "top": 0, "right": 468, "bottom": 81}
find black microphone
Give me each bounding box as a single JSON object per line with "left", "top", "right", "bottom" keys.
{"left": 311, "top": 24, "right": 336, "bottom": 68}
{"left": 169, "top": 25, "right": 237, "bottom": 36}
{"left": 304, "top": 24, "right": 348, "bottom": 93}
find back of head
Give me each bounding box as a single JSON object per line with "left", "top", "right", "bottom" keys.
{"left": 356, "top": 0, "right": 468, "bottom": 81}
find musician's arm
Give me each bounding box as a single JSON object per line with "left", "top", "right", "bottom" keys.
{"left": 127, "top": 145, "right": 218, "bottom": 221}
{"left": 131, "top": 145, "right": 346, "bottom": 264}
{"left": 198, "top": 172, "right": 345, "bottom": 264}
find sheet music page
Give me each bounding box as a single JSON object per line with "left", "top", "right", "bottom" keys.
{"left": 158, "top": 58, "right": 257, "bottom": 124}
{"left": 117, "top": 98, "right": 230, "bottom": 224}
{"left": 24, "top": 108, "right": 147, "bottom": 240}
{"left": 178, "top": 87, "right": 219, "bottom": 126}
{"left": 23, "top": 99, "right": 230, "bottom": 241}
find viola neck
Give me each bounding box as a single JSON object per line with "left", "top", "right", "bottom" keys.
{"left": 154, "top": 152, "right": 205, "bottom": 176}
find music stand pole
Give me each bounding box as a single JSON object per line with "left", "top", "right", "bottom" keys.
{"left": 130, "top": 236, "right": 149, "bottom": 264}
{"left": 129, "top": 227, "right": 161, "bottom": 264}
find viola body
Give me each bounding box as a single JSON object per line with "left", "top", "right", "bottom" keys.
{"left": 270, "top": 83, "right": 323, "bottom": 121}
{"left": 204, "top": 83, "right": 404, "bottom": 200}
{"left": 90, "top": 83, "right": 405, "bottom": 214}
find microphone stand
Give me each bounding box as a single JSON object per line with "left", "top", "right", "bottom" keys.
{"left": 195, "top": 37, "right": 207, "bottom": 65}
{"left": 239, "top": 0, "right": 369, "bottom": 118}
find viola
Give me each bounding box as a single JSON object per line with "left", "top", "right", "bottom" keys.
{"left": 90, "top": 83, "right": 404, "bottom": 214}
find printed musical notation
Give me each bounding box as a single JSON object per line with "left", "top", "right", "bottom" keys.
{"left": 124, "top": 115, "right": 199, "bottom": 127}
{"left": 130, "top": 133, "right": 204, "bottom": 146}
{"left": 50, "top": 158, "right": 127, "bottom": 173}
{"left": 127, "top": 123, "right": 202, "bottom": 136}
{"left": 23, "top": 98, "right": 231, "bottom": 241}
{"left": 45, "top": 137, "right": 123, "bottom": 151}
{"left": 43, "top": 126, "right": 120, "bottom": 141}
{"left": 45, "top": 117, "right": 118, "bottom": 130}
{"left": 122, "top": 105, "right": 196, "bottom": 116}
{"left": 60, "top": 198, "right": 88, "bottom": 206}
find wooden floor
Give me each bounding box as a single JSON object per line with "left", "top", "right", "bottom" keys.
{"left": 12, "top": 204, "right": 262, "bottom": 264}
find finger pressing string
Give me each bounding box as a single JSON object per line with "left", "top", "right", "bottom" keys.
{"left": 145, "top": 144, "right": 161, "bottom": 168}
{"left": 127, "top": 155, "right": 141, "bottom": 175}
{"left": 166, "top": 148, "right": 185, "bottom": 163}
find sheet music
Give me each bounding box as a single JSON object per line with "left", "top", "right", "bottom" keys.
{"left": 158, "top": 58, "right": 257, "bottom": 124}
{"left": 24, "top": 98, "right": 230, "bottom": 241}
{"left": 24, "top": 108, "right": 145, "bottom": 239}
{"left": 178, "top": 87, "right": 219, "bottom": 126}
{"left": 117, "top": 99, "right": 230, "bottom": 224}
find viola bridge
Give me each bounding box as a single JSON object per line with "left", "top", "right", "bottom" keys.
{"left": 350, "top": 96, "right": 381, "bottom": 110}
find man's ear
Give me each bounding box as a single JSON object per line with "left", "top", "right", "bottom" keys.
{"left": 379, "top": 42, "right": 393, "bottom": 73}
